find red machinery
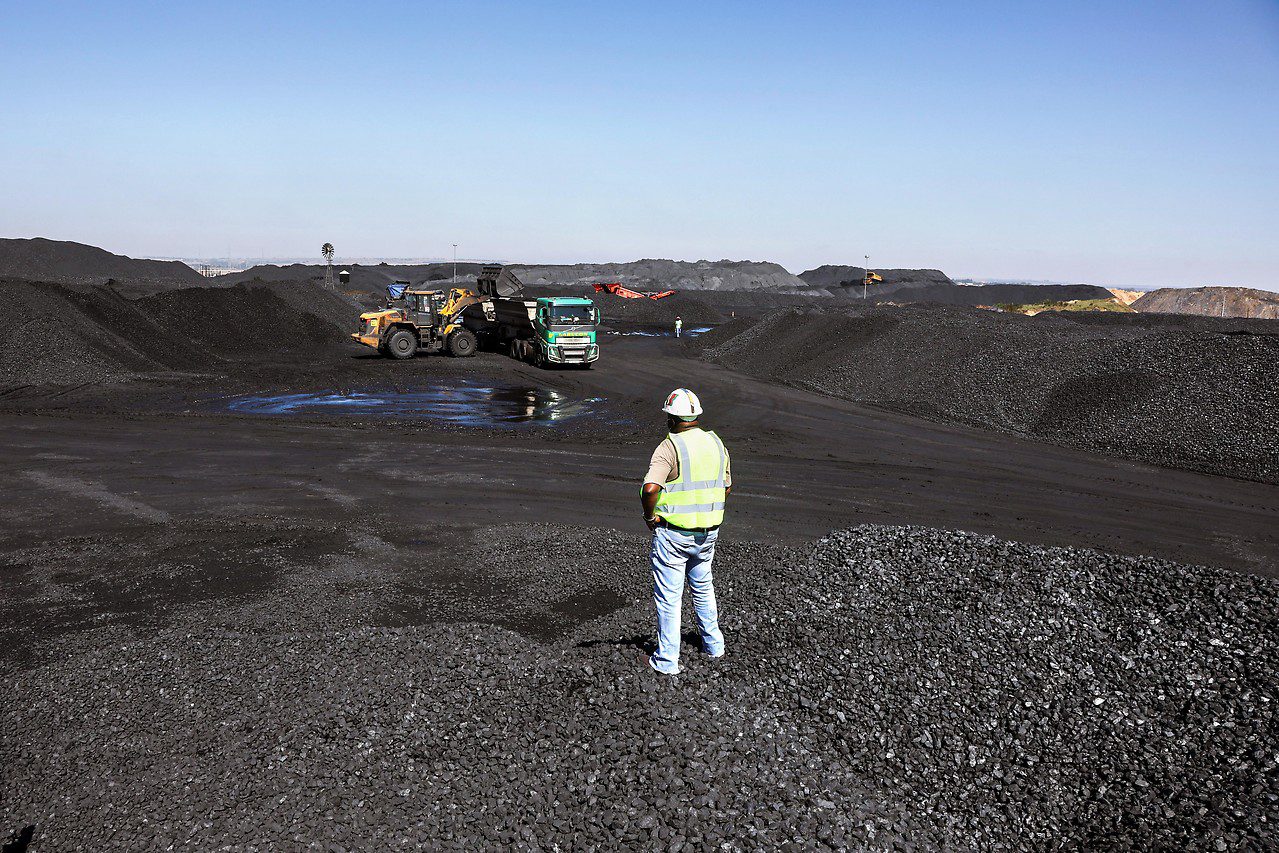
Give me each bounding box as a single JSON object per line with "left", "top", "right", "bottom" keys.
{"left": 593, "top": 282, "right": 675, "bottom": 300}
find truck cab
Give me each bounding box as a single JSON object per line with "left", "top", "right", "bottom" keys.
{"left": 534, "top": 297, "right": 600, "bottom": 365}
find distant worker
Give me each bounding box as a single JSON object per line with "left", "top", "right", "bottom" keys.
{"left": 640, "top": 388, "right": 730, "bottom": 674}
{"left": 674, "top": 316, "right": 683, "bottom": 337}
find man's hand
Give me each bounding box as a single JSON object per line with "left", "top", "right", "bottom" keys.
{"left": 641, "top": 483, "right": 663, "bottom": 531}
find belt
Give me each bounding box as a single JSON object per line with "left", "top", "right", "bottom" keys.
{"left": 657, "top": 520, "right": 720, "bottom": 534}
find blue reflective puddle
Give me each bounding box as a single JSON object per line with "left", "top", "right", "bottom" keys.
{"left": 607, "top": 326, "right": 712, "bottom": 338}
{"left": 225, "top": 384, "right": 605, "bottom": 426}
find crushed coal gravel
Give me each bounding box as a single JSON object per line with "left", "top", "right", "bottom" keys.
{"left": 700, "top": 303, "right": 1279, "bottom": 483}
{"left": 3, "top": 523, "right": 1276, "bottom": 850}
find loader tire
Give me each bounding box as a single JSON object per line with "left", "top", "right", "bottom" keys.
{"left": 447, "top": 328, "right": 478, "bottom": 358}
{"left": 386, "top": 329, "right": 418, "bottom": 360}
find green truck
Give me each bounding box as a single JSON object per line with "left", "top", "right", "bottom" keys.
{"left": 482, "top": 266, "right": 601, "bottom": 368}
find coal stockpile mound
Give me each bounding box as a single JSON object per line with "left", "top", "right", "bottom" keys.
{"left": 138, "top": 284, "right": 349, "bottom": 358}
{"left": 0, "top": 280, "right": 196, "bottom": 386}
{"left": 1054, "top": 309, "right": 1279, "bottom": 335}
{"left": 701, "top": 304, "right": 1279, "bottom": 482}
{"left": 220, "top": 263, "right": 488, "bottom": 308}
{"left": 798, "top": 265, "right": 954, "bottom": 293}
{"left": 0, "top": 280, "right": 354, "bottom": 387}
{"left": 249, "top": 278, "right": 365, "bottom": 332}
{"left": 0, "top": 237, "right": 203, "bottom": 288}
{"left": 138, "top": 279, "right": 358, "bottom": 344}
{"left": 3, "top": 524, "right": 1275, "bottom": 850}
{"left": 1134, "top": 286, "right": 1279, "bottom": 320}
{"left": 885, "top": 281, "right": 1114, "bottom": 306}
{"left": 796, "top": 266, "right": 1112, "bottom": 305}
{"left": 771, "top": 526, "right": 1279, "bottom": 850}
{"left": 513, "top": 259, "right": 808, "bottom": 292}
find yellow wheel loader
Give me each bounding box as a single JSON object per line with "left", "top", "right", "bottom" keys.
{"left": 351, "top": 282, "right": 490, "bottom": 359}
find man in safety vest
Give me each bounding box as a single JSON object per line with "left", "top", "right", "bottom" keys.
{"left": 640, "top": 388, "right": 730, "bottom": 674}
{"left": 674, "top": 316, "right": 683, "bottom": 337}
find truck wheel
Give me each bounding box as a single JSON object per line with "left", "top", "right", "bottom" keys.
{"left": 386, "top": 328, "right": 417, "bottom": 359}
{"left": 447, "top": 328, "right": 478, "bottom": 357}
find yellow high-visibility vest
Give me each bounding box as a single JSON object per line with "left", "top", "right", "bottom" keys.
{"left": 652, "top": 428, "right": 727, "bottom": 529}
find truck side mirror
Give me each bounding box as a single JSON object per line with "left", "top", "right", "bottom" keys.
{"left": 592, "top": 307, "right": 601, "bottom": 324}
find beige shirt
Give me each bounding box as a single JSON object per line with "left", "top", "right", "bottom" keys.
{"left": 644, "top": 431, "right": 732, "bottom": 488}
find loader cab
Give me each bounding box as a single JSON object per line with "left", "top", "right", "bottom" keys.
{"left": 403, "top": 289, "right": 445, "bottom": 328}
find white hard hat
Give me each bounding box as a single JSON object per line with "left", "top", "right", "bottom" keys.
{"left": 662, "top": 388, "right": 703, "bottom": 419}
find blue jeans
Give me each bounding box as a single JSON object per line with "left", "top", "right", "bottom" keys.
{"left": 650, "top": 525, "right": 724, "bottom": 674}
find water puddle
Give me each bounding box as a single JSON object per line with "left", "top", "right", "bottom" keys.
{"left": 607, "top": 326, "right": 712, "bottom": 338}
{"left": 224, "top": 383, "right": 604, "bottom": 426}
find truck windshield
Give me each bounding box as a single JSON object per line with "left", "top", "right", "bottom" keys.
{"left": 549, "top": 305, "right": 594, "bottom": 326}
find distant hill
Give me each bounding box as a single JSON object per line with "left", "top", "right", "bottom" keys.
{"left": 1133, "top": 287, "right": 1279, "bottom": 320}
{"left": 887, "top": 282, "right": 1114, "bottom": 306}
{"left": 512, "top": 260, "right": 807, "bottom": 292}
{"left": 0, "top": 238, "right": 204, "bottom": 289}
{"left": 798, "top": 265, "right": 953, "bottom": 295}
{"left": 796, "top": 266, "right": 1113, "bottom": 305}
{"left": 221, "top": 259, "right": 811, "bottom": 300}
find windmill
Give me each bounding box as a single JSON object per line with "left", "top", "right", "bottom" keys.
{"left": 322, "top": 242, "right": 335, "bottom": 288}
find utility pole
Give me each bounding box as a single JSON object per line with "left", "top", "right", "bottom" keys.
{"left": 452, "top": 244, "right": 458, "bottom": 284}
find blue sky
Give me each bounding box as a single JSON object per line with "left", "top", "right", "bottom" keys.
{"left": 2, "top": 1, "right": 1277, "bottom": 288}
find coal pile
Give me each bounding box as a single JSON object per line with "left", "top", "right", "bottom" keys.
{"left": 137, "top": 281, "right": 353, "bottom": 356}
{"left": 220, "top": 262, "right": 488, "bottom": 308}
{"left": 3, "top": 524, "right": 1275, "bottom": 850}
{"left": 1134, "top": 286, "right": 1279, "bottom": 321}
{"left": 513, "top": 259, "right": 809, "bottom": 292}
{"left": 884, "top": 281, "right": 1114, "bottom": 306}
{"left": 798, "top": 264, "right": 954, "bottom": 293}
{"left": 0, "top": 237, "right": 204, "bottom": 289}
{"left": 763, "top": 526, "right": 1279, "bottom": 850}
{"left": 0, "top": 280, "right": 192, "bottom": 386}
{"left": 701, "top": 304, "right": 1279, "bottom": 483}
{"left": 798, "top": 266, "right": 1116, "bottom": 305}
{"left": 0, "top": 279, "right": 354, "bottom": 387}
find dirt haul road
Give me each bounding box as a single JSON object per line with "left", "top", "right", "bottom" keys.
{"left": 3, "top": 335, "right": 1276, "bottom": 613}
